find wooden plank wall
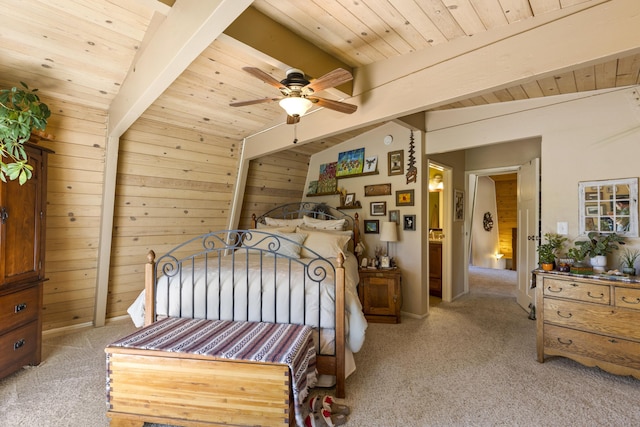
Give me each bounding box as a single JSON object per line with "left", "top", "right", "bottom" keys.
{"left": 36, "top": 99, "right": 108, "bottom": 331}
{"left": 106, "top": 117, "right": 239, "bottom": 319}
{"left": 491, "top": 174, "right": 517, "bottom": 263}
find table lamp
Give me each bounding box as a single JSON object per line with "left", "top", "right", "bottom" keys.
{"left": 379, "top": 221, "right": 398, "bottom": 268}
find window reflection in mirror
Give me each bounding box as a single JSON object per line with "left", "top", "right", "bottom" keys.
{"left": 579, "top": 178, "right": 638, "bottom": 237}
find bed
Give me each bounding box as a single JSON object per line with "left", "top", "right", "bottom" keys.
{"left": 126, "top": 202, "right": 367, "bottom": 398}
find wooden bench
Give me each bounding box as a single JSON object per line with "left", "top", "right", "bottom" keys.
{"left": 106, "top": 318, "right": 316, "bottom": 427}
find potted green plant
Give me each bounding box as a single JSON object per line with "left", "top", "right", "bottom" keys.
{"left": 0, "top": 82, "right": 51, "bottom": 184}
{"left": 574, "top": 231, "right": 625, "bottom": 273}
{"left": 537, "top": 233, "right": 568, "bottom": 271}
{"left": 619, "top": 248, "right": 640, "bottom": 275}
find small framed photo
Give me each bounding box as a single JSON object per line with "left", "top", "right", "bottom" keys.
{"left": 363, "top": 156, "right": 378, "bottom": 173}
{"left": 389, "top": 209, "right": 400, "bottom": 225}
{"left": 370, "top": 201, "right": 386, "bottom": 216}
{"left": 344, "top": 193, "right": 355, "bottom": 206}
{"left": 454, "top": 189, "right": 464, "bottom": 222}
{"left": 396, "top": 189, "right": 414, "bottom": 206}
{"left": 404, "top": 215, "right": 416, "bottom": 231}
{"left": 388, "top": 150, "right": 404, "bottom": 176}
{"left": 364, "top": 219, "right": 380, "bottom": 234}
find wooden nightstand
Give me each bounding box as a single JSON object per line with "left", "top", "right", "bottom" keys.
{"left": 358, "top": 268, "right": 402, "bottom": 323}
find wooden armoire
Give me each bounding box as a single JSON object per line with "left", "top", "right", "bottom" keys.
{"left": 0, "top": 143, "right": 50, "bottom": 379}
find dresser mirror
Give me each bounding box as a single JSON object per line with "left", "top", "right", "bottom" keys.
{"left": 578, "top": 177, "right": 638, "bottom": 237}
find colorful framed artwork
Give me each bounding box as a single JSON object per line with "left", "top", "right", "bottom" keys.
{"left": 396, "top": 189, "right": 414, "bottom": 206}
{"left": 404, "top": 215, "right": 416, "bottom": 231}
{"left": 336, "top": 148, "right": 364, "bottom": 177}
{"left": 307, "top": 180, "right": 318, "bottom": 195}
{"left": 389, "top": 209, "right": 400, "bottom": 224}
{"left": 317, "top": 162, "right": 337, "bottom": 194}
{"left": 364, "top": 219, "right": 379, "bottom": 234}
{"left": 388, "top": 150, "right": 404, "bottom": 176}
{"left": 364, "top": 183, "right": 392, "bottom": 197}
{"left": 370, "top": 201, "right": 386, "bottom": 216}
{"left": 454, "top": 189, "right": 464, "bottom": 222}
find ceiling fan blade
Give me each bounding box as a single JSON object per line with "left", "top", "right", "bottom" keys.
{"left": 229, "top": 97, "right": 280, "bottom": 107}
{"left": 286, "top": 115, "right": 300, "bottom": 125}
{"left": 305, "top": 68, "right": 353, "bottom": 93}
{"left": 309, "top": 97, "right": 358, "bottom": 114}
{"left": 242, "top": 67, "right": 286, "bottom": 90}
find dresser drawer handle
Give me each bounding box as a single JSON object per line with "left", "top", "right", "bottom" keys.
{"left": 14, "top": 339, "right": 25, "bottom": 351}
{"left": 587, "top": 292, "right": 604, "bottom": 300}
{"left": 621, "top": 296, "right": 640, "bottom": 305}
{"left": 557, "top": 311, "right": 572, "bottom": 319}
{"left": 547, "top": 286, "right": 562, "bottom": 293}
{"left": 557, "top": 338, "right": 573, "bottom": 345}
{"left": 609, "top": 339, "right": 618, "bottom": 344}
{"left": 15, "top": 303, "right": 27, "bottom": 313}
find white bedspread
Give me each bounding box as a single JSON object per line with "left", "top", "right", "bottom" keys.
{"left": 127, "top": 253, "right": 367, "bottom": 361}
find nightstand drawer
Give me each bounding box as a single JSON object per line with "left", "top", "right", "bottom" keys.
{"left": 0, "top": 286, "right": 41, "bottom": 334}
{"left": 543, "top": 277, "right": 610, "bottom": 304}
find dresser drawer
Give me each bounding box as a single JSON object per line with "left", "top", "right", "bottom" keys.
{"left": 0, "top": 286, "right": 41, "bottom": 333}
{"left": 544, "top": 324, "right": 640, "bottom": 370}
{"left": 0, "top": 320, "right": 39, "bottom": 378}
{"left": 544, "top": 299, "right": 640, "bottom": 341}
{"left": 615, "top": 287, "right": 640, "bottom": 311}
{"left": 543, "top": 277, "right": 610, "bottom": 304}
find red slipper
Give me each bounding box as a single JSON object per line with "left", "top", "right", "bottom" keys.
{"left": 309, "top": 394, "right": 350, "bottom": 416}
{"left": 304, "top": 409, "right": 347, "bottom": 427}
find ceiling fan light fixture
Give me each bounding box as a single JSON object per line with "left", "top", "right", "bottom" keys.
{"left": 279, "top": 97, "right": 312, "bottom": 117}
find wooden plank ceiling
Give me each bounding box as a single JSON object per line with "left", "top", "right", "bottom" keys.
{"left": 0, "top": 0, "right": 638, "bottom": 155}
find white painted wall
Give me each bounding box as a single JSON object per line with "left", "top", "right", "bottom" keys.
{"left": 304, "top": 122, "right": 427, "bottom": 316}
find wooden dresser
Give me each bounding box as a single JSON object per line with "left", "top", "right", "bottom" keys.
{"left": 358, "top": 268, "right": 402, "bottom": 323}
{"left": 534, "top": 270, "right": 640, "bottom": 380}
{"left": 0, "top": 144, "right": 50, "bottom": 379}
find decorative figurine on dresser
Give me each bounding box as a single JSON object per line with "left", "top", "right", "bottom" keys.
{"left": 0, "top": 143, "right": 52, "bottom": 379}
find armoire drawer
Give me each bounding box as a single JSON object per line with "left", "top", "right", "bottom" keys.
{"left": 544, "top": 298, "right": 640, "bottom": 341}
{"left": 0, "top": 286, "right": 41, "bottom": 334}
{"left": 544, "top": 324, "right": 640, "bottom": 370}
{"left": 543, "top": 277, "right": 610, "bottom": 304}
{"left": 0, "top": 320, "right": 39, "bottom": 378}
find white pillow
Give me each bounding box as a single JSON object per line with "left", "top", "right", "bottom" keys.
{"left": 255, "top": 222, "right": 296, "bottom": 233}
{"left": 298, "top": 228, "right": 350, "bottom": 259}
{"left": 302, "top": 215, "right": 346, "bottom": 230}
{"left": 264, "top": 217, "right": 304, "bottom": 228}
{"left": 245, "top": 230, "right": 307, "bottom": 259}
{"left": 297, "top": 224, "right": 353, "bottom": 239}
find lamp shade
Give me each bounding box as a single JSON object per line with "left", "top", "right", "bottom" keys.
{"left": 279, "top": 97, "right": 312, "bottom": 117}
{"left": 379, "top": 221, "right": 398, "bottom": 243}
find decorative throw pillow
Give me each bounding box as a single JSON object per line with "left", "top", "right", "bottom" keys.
{"left": 255, "top": 222, "right": 296, "bottom": 233}
{"left": 264, "top": 217, "right": 304, "bottom": 228}
{"left": 245, "top": 230, "right": 307, "bottom": 259}
{"left": 298, "top": 228, "right": 350, "bottom": 259}
{"left": 302, "top": 215, "right": 346, "bottom": 230}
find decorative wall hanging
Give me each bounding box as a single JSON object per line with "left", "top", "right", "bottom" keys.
{"left": 336, "top": 148, "right": 364, "bottom": 177}
{"left": 364, "top": 183, "right": 392, "bottom": 197}
{"left": 454, "top": 189, "right": 464, "bottom": 222}
{"left": 363, "top": 155, "right": 378, "bottom": 173}
{"left": 388, "top": 150, "right": 404, "bottom": 176}
{"left": 406, "top": 130, "right": 417, "bottom": 184}
{"left": 404, "top": 215, "right": 416, "bottom": 231}
{"left": 317, "top": 162, "right": 337, "bottom": 194}
{"left": 483, "top": 212, "right": 494, "bottom": 231}
{"left": 364, "top": 219, "right": 380, "bottom": 234}
{"left": 396, "top": 189, "right": 414, "bottom": 206}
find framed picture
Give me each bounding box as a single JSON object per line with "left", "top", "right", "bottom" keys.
{"left": 344, "top": 193, "right": 355, "bottom": 206}
{"left": 586, "top": 206, "right": 600, "bottom": 216}
{"left": 363, "top": 155, "right": 378, "bottom": 173}
{"left": 364, "top": 219, "right": 379, "bottom": 234}
{"left": 454, "top": 189, "right": 464, "bottom": 222}
{"left": 364, "top": 183, "right": 392, "bottom": 197}
{"left": 403, "top": 215, "right": 416, "bottom": 231}
{"left": 389, "top": 209, "right": 400, "bottom": 225}
{"left": 388, "top": 150, "right": 404, "bottom": 176}
{"left": 370, "top": 201, "right": 386, "bottom": 216}
{"left": 396, "top": 189, "right": 414, "bottom": 206}
{"left": 307, "top": 180, "right": 318, "bottom": 195}
{"left": 317, "top": 162, "right": 337, "bottom": 194}
{"left": 585, "top": 191, "right": 601, "bottom": 201}
{"left": 336, "top": 148, "right": 365, "bottom": 177}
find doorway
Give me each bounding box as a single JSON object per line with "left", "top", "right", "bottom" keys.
{"left": 427, "top": 161, "right": 452, "bottom": 305}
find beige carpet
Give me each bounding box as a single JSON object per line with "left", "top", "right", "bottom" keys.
{"left": 1, "top": 267, "right": 639, "bottom": 426}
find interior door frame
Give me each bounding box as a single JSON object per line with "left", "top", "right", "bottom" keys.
{"left": 427, "top": 160, "right": 452, "bottom": 302}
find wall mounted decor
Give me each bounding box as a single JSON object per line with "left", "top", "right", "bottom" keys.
{"left": 364, "top": 183, "right": 392, "bottom": 197}
{"left": 454, "top": 189, "right": 464, "bottom": 222}
{"left": 317, "top": 162, "right": 337, "bottom": 194}
{"left": 483, "top": 212, "right": 494, "bottom": 231}
{"left": 336, "top": 148, "right": 364, "bottom": 177}
{"left": 370, "top": 201, "right": 386, "bottom": 216}
{"left": 344, "top": 193, "right": 355, "bottom": 206}
{"left": 364, "top": 219, "right": 379, "bottom": 234}
{"left": 406, "top": 130, "right": 417, "bottom": 184}
{"left": 404, "top": 215, "right": 416, "bottom": 231}
{"left": 396, "top": 189, "right": 414, "bottom": 206}
{"left": 388, "top": 150, "right": 403, "bottom": 176}
{"left": 363, "top": 155, "right": 378, "bottom": 173}
{"left": 389, "top": 209, "right": 400, "bottom": 225}
{"left": 578, "top": 177, "right": 638, "bottom": 237}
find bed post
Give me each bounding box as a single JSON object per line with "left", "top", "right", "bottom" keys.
{"left": 335, "top": 252, "right": 346, "bottom": 398}
{"left": 251, "top": 213, "right": 257, "bottom": 228}
{"left": 144, "top": 250, "right": 156, "bottom": 327}
{"left": 353, "top": 212, "right": 360, "bottom": 246}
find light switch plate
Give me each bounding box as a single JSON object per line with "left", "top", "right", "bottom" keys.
{"left": 557, "top": 222, "right": 568, "bottom": 235}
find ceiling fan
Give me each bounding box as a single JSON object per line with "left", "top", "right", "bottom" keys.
{"left": 230, "top": 67, "right": 358, "bottom": 124}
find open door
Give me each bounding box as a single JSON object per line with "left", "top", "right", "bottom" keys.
{"left": 516, "top": 158, "right": 540, "bottom": 310}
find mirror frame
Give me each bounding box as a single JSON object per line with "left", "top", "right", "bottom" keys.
{"left": 578, "top": 177, "right": 638, "bottom": 237}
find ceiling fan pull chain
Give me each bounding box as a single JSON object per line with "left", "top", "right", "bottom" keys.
{"left": 293, "top": 123, "right": 298, "bottom": 144}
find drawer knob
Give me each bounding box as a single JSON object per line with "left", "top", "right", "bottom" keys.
{"left": 587, "top": 292, "right": 604, "bottom": 300}
{"left": 15, "top": 303, "right": 27, "bottom": 313}
{"left": 547, "top": 286, "right": 562, "bottom": 293}
{"left": 621, "top": 296, "right": 640, "bottom": 305}
{"left": 557, "top": 311, "right": 573, "bottom": 319}
{"left": 14, "top": 339, "right": 25, "bottom": 351}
